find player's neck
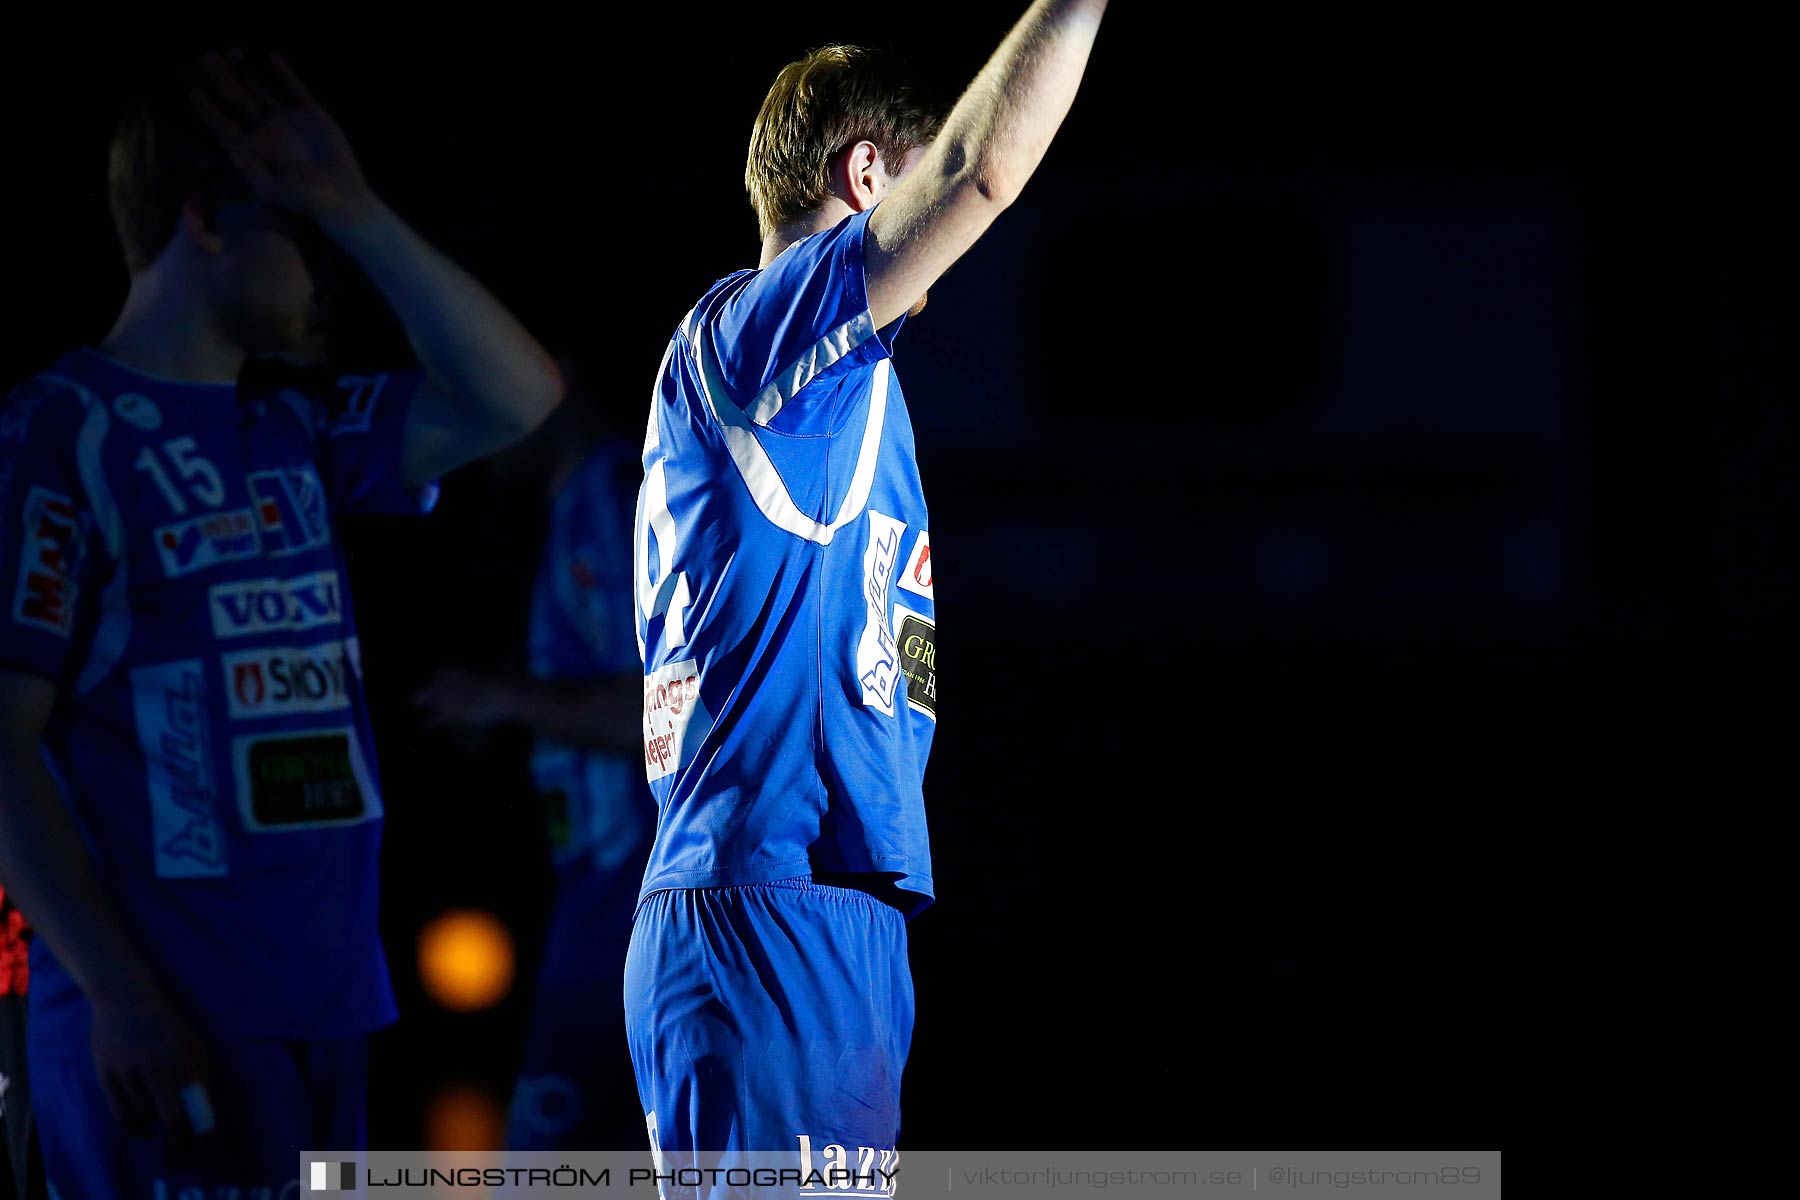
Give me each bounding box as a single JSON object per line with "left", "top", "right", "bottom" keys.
{"left": 98, "top": 267, "right": 247, "bottom": 386}
{"left": 759, "top": 201, "right": 855, "bottom": 269}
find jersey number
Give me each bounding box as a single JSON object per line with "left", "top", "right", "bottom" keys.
{"left": 133, "top": 437, "right": 225, "bottom": 515}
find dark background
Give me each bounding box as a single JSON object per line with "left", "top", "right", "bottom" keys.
{"left": 1, "top": 4, "right": 1789, "bottom": 1149}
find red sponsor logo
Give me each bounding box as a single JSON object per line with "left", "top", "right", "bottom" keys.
{"left": 233, "top": 661, "right": 266, "bottom": 707}
{"left": 896, "top": 529, "right": 933, "bottom": 602}
{"left": 643, "top": 666, "right": 701, "bottom": 777}
{"left": 11, "top": 487, "right": 85, "bottom": 635}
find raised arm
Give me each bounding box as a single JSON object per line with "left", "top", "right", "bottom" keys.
{"left": 191, "top": 51, "right": 564, "bottom": 488}
{"left": 865, "top": 0, "right": 1108, "bottom": 329}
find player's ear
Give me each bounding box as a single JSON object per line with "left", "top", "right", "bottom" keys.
{"left": 179, "top": 192, "right": 226, "bottom": 256}
{"left": 832, "top": 140, "right": 882, "bottom": 212}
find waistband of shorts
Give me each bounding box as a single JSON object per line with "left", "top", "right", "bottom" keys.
{"left": 637, "top": 874, "right": 901, "bottom": 916}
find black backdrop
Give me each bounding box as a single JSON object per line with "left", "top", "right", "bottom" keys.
{"left": 1, "top": 4, "right": 1789, "bottom": 1148}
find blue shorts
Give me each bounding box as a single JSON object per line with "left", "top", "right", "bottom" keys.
{"left": 29, "top": 1032, "right": 366, "bottom": 1199}
{"left": 624, "top": 878, "right": 913, "bottom": 1159}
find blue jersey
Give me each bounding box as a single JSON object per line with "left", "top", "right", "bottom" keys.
{"left": 633, "top": 208, "right": 937, "bottom": 916}
{"left": 0, "top": 346, "right": 437, "bottom": 1045}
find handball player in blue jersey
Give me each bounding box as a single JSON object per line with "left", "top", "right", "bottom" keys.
{"left": 626, "top": 0, "right": 1108, "bottom": 1177}
{"left": 410, "top": 371, "right": 656, "bottom": 1150}
{"left": 0, "top": 53, "right": 562, "bottom": 1195}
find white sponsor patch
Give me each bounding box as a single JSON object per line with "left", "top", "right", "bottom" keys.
{"left": 221, "top": 638, "right": 362, "bottom": 719}
{"left": 795, "top": 1134, "right": 899, "bottom": 1197}
{"left": 642, "top": 658, "right": 709, "bottom": 784}
{"left": 896, "top": 529, "right": 933, "bottom": 600}
{"left": 326, "top": 374, "right": 387, "bottom": 435}
{"left": 857, "top": 509, "right": 906, "bottom": 716}
{"left": 111, "top": 391, "right": 162, "bottom": 430}
{"left": 154, "top": 507, "right": 260, "bottom": 578}
{"left": 246, "top": 465, "right": 331, "bottom": 557}
{"left": 209, "top": 570, "right": 343, "bottom": 638}
{"left": 129, "top": 659, "right": 228, "bottom": 878}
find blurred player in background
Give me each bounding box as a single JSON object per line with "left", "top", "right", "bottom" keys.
{"left": 0, "top": 51, "right": 561, "bottom": 1196}
{"left": 411, "top": 359, "right": 654, "bottom": 1150}
{"left": 626, "top": 0, "right": 1108, "bottom": 1172}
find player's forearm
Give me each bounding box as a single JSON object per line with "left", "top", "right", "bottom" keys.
{"left": 0, "top": 744, "right": 164, "bottom": 1004}
{"left": 502, "top": 676, "right": 644, "bottom": 754}
{"left": 932, "top": 0, "right": 1108, "bottom": 205}
{"left": 317, "top": 194, "right": 564, "bottom": 436}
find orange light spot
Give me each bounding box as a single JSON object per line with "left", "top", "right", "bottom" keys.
{"left": 417, "top": 908, "right": 514, "bottom": 1012}
{"left": 425, "top": 1081, "right": 507, "bottom": 1151}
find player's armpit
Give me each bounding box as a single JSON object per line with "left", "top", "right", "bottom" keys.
{"left": 865, "top": 171, "right": 1012, "bottom": 330}
{"left": 864, "top": 0, "right": 1107, "bottom": 330}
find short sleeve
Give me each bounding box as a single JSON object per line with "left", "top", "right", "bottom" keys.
{"left": 702, "top": 208, "right": 903, "bottom": 431}
{"left": 314, "top": 370, "right": 441, "bottom": 517}
{"left": 0, "top": 385, "right": 105, "bottom": 684}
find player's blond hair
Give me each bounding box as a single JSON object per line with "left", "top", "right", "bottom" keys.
{"left": 745, "top": 46, "right": 942, "bottom": 242}
{"left": 108, "top": 70, "right": 255, "bottom": 273}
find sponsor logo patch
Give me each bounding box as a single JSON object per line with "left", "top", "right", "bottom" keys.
{"left": 325, "top": 374, "right": 387, "bottom": 435}
{"left": 129, "top": 659, "right": 229, "bottom": 878}
{"left": 110, "top": 391, "right": 162, "bottom": 430}
{"left": 894, "top": 606, "right": 938, "bottom": 719}
{"left": 896, "top": 529, "right": 933, "bottom": 600}
{"left": 795, "top": 1134, "right": 899, "bottom": 1197}
{"left": 222, "top": 638, "right": 362, "bottom": 719}
{"left": 857, "top": 510, "right": 906, "bottom": 716}
{"left": 233, "top": 729, "right": 376, "bottom": 831}
{"left": 11, "top": 485, "right": 88, "bottom": 635}
{"left": 643, "top": 658, "right": 709, "bottom": 784}
{"left": 155, "top": 508, "right": 260, "bottom": 578}
{"left": 209, "top": 570, "right": 343, "bottom": 638}
{"left": 246, "top": 465, "right": 331, "bottom": 556}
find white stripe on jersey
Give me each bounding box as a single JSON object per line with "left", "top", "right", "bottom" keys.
{"left": 643, "top": 340, "right": 674, "bottom": 459}
{"left": 63, "top": 380, "right": 133, "bottom": 697}
{"left": 745, "top": 310, "right": 875, "bottom": 427}
{"left": 638, "top": 339, "right": 690, "bottom": 655}
{"left": 689, "top": 322, "right": 889, "bottom": 548}
{"left": 72, "top": 387, "right": 123, "bottom": 560}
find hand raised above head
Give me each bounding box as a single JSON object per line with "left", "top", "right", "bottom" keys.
{"left": 189, "top": 49, "right": 374, "bottom": 229}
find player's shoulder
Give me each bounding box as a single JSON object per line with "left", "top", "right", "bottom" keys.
{"left": 677, "top": 268, "right": 759, "bottom": 345}
{"left": 0, "top": 352, "right": 104, "bottom": 448}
